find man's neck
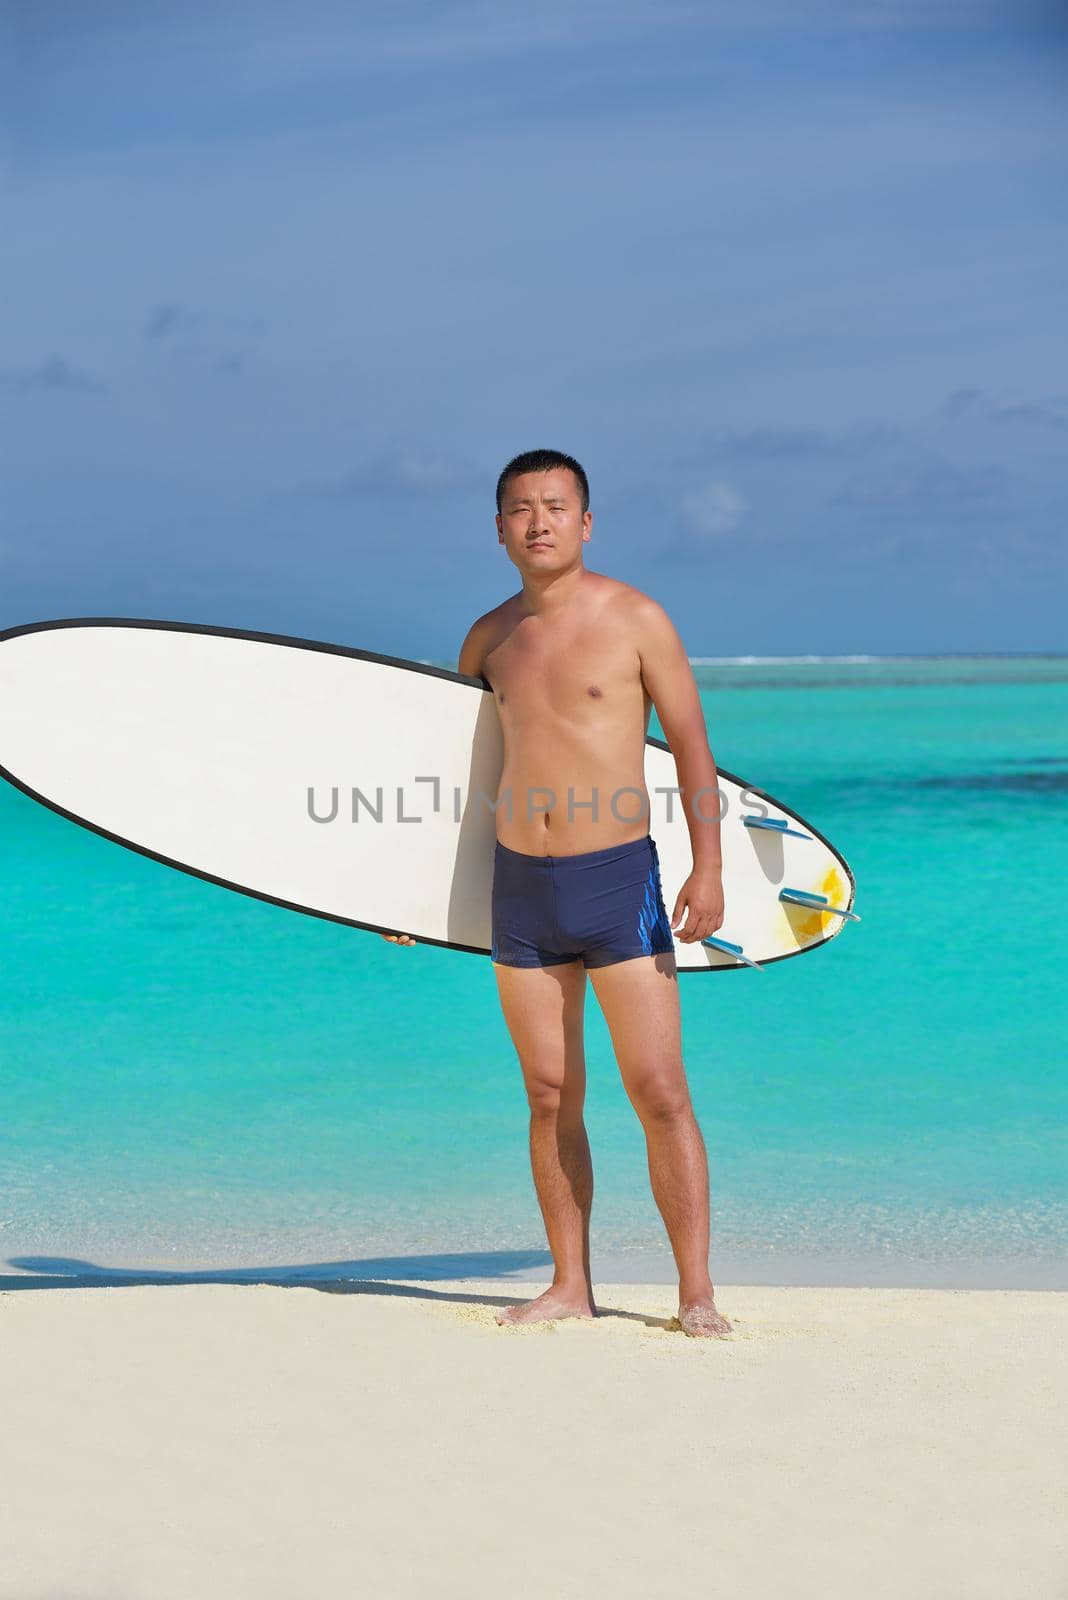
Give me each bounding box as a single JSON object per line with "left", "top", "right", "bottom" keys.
{"left": 519, "top": 560, "right": 588, "bottom": 618}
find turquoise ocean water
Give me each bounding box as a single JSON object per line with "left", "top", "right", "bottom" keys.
{"left": 2, "top": 656, "right": 1066, "bottom": 1289}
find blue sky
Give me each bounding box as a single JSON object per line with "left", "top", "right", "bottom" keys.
{"left": 2, "top": 0, "right": 1066, "bottom": 657}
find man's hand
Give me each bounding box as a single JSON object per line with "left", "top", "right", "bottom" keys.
{"left": 379, "top": 932, "right": 416, "bottom": 947}
{"left": 670, "top": 867, "right": 724, "bottom": 944}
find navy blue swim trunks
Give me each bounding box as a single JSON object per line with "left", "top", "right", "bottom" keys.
{"left": 490, "top": 833, "right": 677, "bottom": 970}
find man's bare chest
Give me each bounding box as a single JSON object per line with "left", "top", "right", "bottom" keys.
{"left": 483, "top": 616, "right": 645, "bottom": 721}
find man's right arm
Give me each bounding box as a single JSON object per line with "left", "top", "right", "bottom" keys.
{"left": 381, "top": 618, "right": 488, "bottom": 949}
{"left": 457, "top": 616, "right": 490, "bottom": 679}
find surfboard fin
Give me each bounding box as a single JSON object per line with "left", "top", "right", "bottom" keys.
{"left": 779, "top": 888, "right": 861, "bottom": 922}
{"left": 701, "top": 935, "right": 765, "bottom": 971}
{"left": 743, "top": 815, "right": 813, "bottom": 840}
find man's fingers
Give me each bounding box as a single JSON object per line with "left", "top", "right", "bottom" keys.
{"left": 673, "top": 904, "right": 710, "bottom": 940}
{"left": 668, "top": 877, "right": 726, "bottom": 943}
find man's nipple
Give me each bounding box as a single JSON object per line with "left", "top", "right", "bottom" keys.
{"left": 587, "top": 685, "right": 603, "bottom": 698}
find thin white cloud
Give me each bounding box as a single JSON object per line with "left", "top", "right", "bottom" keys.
{"left": 678, "top": 481, "right": 747, "bottom": 539}
{"left": 700, "top": 421, "right": 903, "bottom": 460}
{"left": 295, "top": 446, "right": 485, "bottom": 500}
{"left": 142, "top": 301, "right": 263, "bottom": 378}
{"left": 0, "top": 356, "right": 107, "bottom": 396}
{"left": 830, "top": 459, "right": 1011, "bottom": 516}
{"left": 145, "top": 302, "right": 193, "bottom": 339}
{"left": 144, "top": 301, "right": 265, "bottom": 341}
{"left": 938, "top": 387, "right": 1068, "bottom": 432}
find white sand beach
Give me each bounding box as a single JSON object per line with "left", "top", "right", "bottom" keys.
{"left": 2, "top": 1278, "right": 1065, "bottom": 1600}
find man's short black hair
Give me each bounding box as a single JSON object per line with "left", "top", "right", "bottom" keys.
{"left": 496, "top": 449, "right": 590, "bottom": 516}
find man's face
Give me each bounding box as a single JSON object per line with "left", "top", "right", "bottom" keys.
{"left": 496, "top": 468, "right": 592, "bottom": 574}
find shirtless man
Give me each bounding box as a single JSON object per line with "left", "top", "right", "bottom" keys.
{"left": 384, "top": 447, "right": 732, "bottom": 1339}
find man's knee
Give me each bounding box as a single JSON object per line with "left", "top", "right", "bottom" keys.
{"left": 522, "top": 1063, "right": 584, "bottom": 1120}
{"left": 628, "top": 1068, "right": 691, "bottom": 1125}
{"left": 525, "top": 1076, "right": 562, "bottom": 1117}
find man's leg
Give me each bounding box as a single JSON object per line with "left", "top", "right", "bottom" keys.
{"left": 492, "top": 958, "right": 596, "bottom": 1325}
{"left": 588, "top": 953, "right": 732, "bottom": 1338}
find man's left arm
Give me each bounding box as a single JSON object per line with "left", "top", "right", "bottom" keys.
{"left": 635, "top": 597, "right": 725, "bottom": 944}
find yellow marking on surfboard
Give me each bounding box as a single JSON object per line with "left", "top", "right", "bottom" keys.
{"left": 788, "top": 865, "right": 849, "bottom": 943}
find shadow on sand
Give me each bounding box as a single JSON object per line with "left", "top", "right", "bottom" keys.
{"left": 0, "top": 1250, "right": 673, "bottom": 1326}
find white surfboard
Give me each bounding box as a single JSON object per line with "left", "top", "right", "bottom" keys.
{"left": 0, "top": 618, "right": 858, "bottom": 972}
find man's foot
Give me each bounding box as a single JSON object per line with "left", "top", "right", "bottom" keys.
{"left": 677, "top": 1296, "right": 733, "bottom": 1339}
{"left": 495, "top": 1285, "right": 596, "bottom": 1326}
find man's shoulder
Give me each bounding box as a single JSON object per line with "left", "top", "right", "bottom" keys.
{"left": 593, "top": 574, "right": 671, "bottom": 625}
{"left": 458, "top": 594, "right": 522, "bottom": 675}
{"left": 465, "top": 593, "right": 521, "bottom": 639}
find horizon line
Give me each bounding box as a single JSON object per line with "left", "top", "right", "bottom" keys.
{"left": 416, "top": 651, "right": 1068, "bottom": 666}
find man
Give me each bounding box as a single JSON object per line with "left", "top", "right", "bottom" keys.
{"left": 384, "top": 448, "right": 732, "bottom": 1339}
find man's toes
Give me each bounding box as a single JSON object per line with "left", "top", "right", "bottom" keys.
{"left": 678, "top": 1304, "right": 733, "bottom": 1338}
